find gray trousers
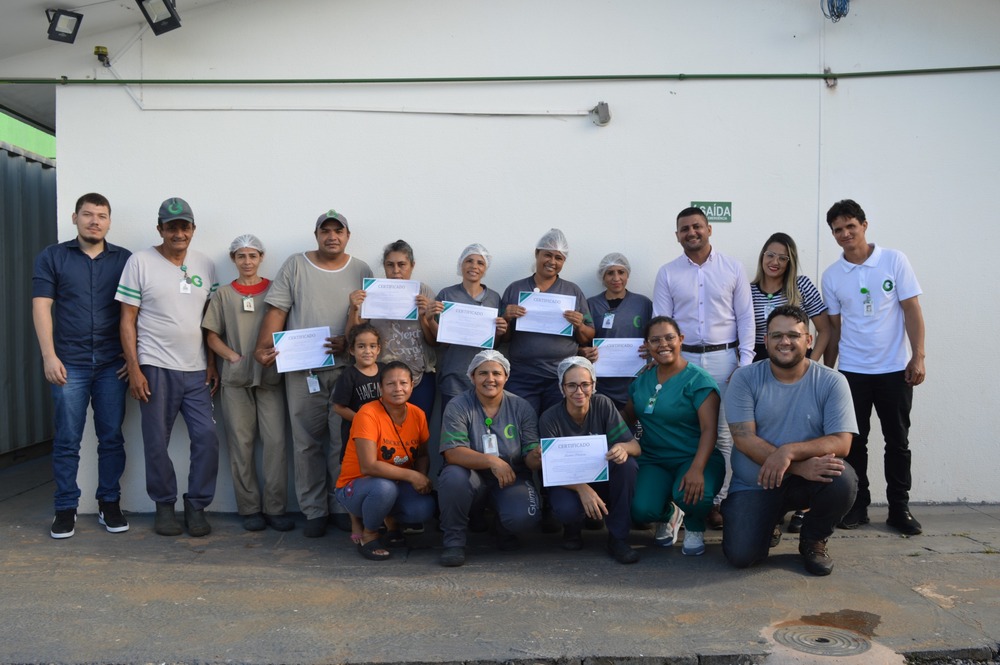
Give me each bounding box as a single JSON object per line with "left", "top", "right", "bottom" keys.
{"left": 284, "top": 366, "right": 344, "bottom": 520}
{"left": 220, "top": 384, "right": 288, "bottom": 516}
{"left": 437, "top": 464, "right": 541, "bottom": 548}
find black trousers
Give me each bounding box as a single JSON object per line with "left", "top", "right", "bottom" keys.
{"left": 841, "top": 370, "right": 913, "bottom": 509}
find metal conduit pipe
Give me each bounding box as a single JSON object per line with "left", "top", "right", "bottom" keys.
{"left": 2, "top": 65, "right": 1000, "bottom": 86}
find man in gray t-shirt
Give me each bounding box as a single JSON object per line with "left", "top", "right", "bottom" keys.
{"left": 722, "top": 305, "right": 858, "bottom": 577}
{"left": 254, "top": 210, "right": 373, "bottom": 538}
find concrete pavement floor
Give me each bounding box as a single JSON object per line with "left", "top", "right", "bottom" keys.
{"left": 2, "top": 456, "right": 999, "bottom": 665}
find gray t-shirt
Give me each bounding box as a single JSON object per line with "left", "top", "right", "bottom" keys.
{"left": 538, "top": 393, "right": 633, "bottom": 447}
{"left": 202, "top": 280, "right": 281, "bottom": 389}
{"left": 587, "top": 290, "right": 653, "bottom": 407}
{"left": 265, "top": 253, "right": 373, "bottom": 368}
{"left": 501, "top": 275, "right": 591, "bottom": 379}
{"left": 440, "top": 389, "right": 539, "bottom": 474}
{"left": 434, "top": 282, "right": 502, "bottom": 399}
{"left": 115, "top": 247, "right": 219, "bottom": 371}
{"left": 724, "top": 359, "right": 858, "bottom": 493}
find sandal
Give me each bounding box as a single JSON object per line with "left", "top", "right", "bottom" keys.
{"left": 358, "top": 538, "right": 391, "bottom": 561}
{"left": 350, "top": 533, "right": 362, "bottom": 544}
{"left": 383, "top": 530, "right": 407, "bottom": 548}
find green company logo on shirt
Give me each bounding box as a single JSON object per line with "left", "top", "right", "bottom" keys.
{"left": 504, "top": 424, "right": 517, "bottom": 439}
{"left": 633, "top": 315, "right": 642, "bottom": 329}
{"left": 191, "top": 275, "right": 203, "bottom": 288}
{"left": 882, "top": 279, "right": 894, "bottom": 292}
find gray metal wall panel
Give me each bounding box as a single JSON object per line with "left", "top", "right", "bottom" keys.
{"left": 0, "top": 144, "right": 56, "bottom": 456}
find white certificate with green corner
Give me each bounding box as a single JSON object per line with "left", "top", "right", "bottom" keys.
{"left": 541, "top": 435, "right": 609, "bottom": 487}
{"left": 272, "top": 326, "right": 334, "bottom": 373}
{"left": 436, "top": 301, "right": 497, "bottom": 349}
{"left": 359, "top": 278, "right": 420, "bottom": 320}
{"left": 515, "top": 291, "right": 576, "bottom": 336}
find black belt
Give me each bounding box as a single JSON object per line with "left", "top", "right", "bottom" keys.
{"left": 681, "top": 341, "right": 739, "bottom": 354}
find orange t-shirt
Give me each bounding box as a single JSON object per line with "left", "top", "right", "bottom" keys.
{"left": 336, "top": 400, "right": 429, "bottom": 488}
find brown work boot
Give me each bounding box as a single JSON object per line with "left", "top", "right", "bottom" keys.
{"left": 799, "top": 538, "right": 834, "bottom": 576}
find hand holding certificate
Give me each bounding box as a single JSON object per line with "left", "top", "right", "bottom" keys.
{"left": 436, "top": 301, "right": 498, "bottom": 349}
{"left": 272, "top": 326, "right": 335, "bottom": 373}
{"left": 360, "top": 278, "right": 421, "bottom": 321}
{"left": 541, "top": 435, "right": 610, "bottom": 487}
{"left": 592, "top": 338, "right": 646, "bottom": 378}
{"left": 515, "top": 291, "right": 577, "bottom": 336}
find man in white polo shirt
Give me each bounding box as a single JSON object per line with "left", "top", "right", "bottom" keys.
{"left": 821, "top": 199, "right": 926, "bottom": 536}
{"left": 652, "top": 206, "right": 755, "bottom": 530}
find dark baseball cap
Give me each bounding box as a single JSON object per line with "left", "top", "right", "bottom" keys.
{"left": 158, "top": 197, "right": 195, "bottom": 224}
{"left": 315, "top": 209, "right": 349, "bottom": 232}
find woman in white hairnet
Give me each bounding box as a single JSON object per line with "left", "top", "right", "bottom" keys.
{"left": 424, "top": 243, "right": 508, "bottom": 410}
{"left": 499, "top": 228, "right": 595, "bottom": 415}
{"left": 436, "top": 350, "right": 542, "bottom": 567}
{"left": 202, "top": 234, "right": 292, "bottom": 533}
{"left": 581, "top": 252, "right": 653, "bottom": 410}
{"left": 539, "top": 356, "right": 641, "bottom": 564}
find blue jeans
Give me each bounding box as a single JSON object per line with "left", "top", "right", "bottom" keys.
{"left": 51, "top": 362, "right": 127, "bottom": 510}
{"left": 335, "top": 477, "right": 436, "bottom": 531}
{"left": 721, "top": 465, "right": 857, "bottom": 569}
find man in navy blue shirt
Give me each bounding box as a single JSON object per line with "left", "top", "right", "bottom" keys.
{"left": 32, "top": 193, "right": 132, "bottom": 539}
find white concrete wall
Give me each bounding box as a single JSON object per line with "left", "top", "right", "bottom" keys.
{"left": 4, "top": 0, "right": 998, "bottom": 510}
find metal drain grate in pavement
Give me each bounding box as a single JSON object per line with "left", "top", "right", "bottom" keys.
{"left": 772, "top": 625, "right": 872, "bottom": 657}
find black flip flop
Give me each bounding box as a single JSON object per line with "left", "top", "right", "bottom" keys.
{"left": 358, "top": 539, "right": 391, "bottom": 561}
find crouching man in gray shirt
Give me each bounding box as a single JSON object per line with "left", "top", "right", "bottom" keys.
{"left": 722, "top": 305, "right": 858, "bottom": 576}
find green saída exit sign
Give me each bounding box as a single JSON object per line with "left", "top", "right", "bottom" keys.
{"left": 691, "top": 201, "right": 732, "bottom": 223}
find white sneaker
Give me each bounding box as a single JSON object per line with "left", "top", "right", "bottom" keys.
{"left": 653, "top": 505, "right": 684, "bottom": 547}
{"left": 682, "top": 530, "right": 705, "bottom": 556}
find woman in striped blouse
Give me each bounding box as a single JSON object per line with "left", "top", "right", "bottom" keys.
{"left": 750, "top": 232, "right": 831, "bottom": 363}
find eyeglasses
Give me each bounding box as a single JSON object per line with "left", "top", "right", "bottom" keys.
{"left": 767, "top": 331, "right": 805, "bottom": 342}
{"left": 563, "top": 382, "right": 594, "bottom": 394}
{"left": 763, "top": 251, "right": 791, "bottom": 264}
{"left": 647, "top": 334, "right": 679, "bottom": 345}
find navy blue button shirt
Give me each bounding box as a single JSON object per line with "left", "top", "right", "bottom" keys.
{"left": 32, "top": 238, "right": 132, "bottom": 366}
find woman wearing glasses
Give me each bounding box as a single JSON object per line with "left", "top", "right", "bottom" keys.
{"left": 539, "top": 356, "right": 641, "bottom": 564}
{"left": 750, "top": 233, "right": 830, "bottom": 362}
{"left": 625, "top": 316, "right": 723, "bottom": 556}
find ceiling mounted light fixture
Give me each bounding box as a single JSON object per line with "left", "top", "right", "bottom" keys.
{"left": 46, "top": 9, "right": 84, "bottom": 44}
{"left": 136, "top": 0, "right": 182, "bottom": 36}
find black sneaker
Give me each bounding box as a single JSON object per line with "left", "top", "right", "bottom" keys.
{"left": 98, "top": 501, "right": 129, "bottom": 533}
{"left": 303, "top": 516, "right": 327, "bottom": 538}
{"left": 607, "top": 537, "right": 639, "bottom": 564}
{"left": 242, "top": 512, "right": 267, "bottom": 532}
{"left": 264, "top": 513, "right": 295, "bottom": 532}
{"left": 51, "top": 509, "right": 77, "bottom": 539}
{"left": 788, "top": 510, "right": 806, "bottom": 534}
{"left": 440, "top": 546, "right": 466, "bottom": 567}
{"left": 887, "top": 509, "right": 923, "bottom": 536}
{"left": 561, "top": 524, "right": 584, "bottom": 551}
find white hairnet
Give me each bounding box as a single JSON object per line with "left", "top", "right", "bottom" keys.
{"left": 229, "top": 233, "right": 265, "bottom": 255}
{"left": 467, "top": 349, "right": 511, "bottom": 381}
{"left": 557, "top": 356, "right": 597, "bottom": 395}
{"left": 535, "top": 228, "right": 569, "bottom": 256}
{"left": 597, "top": 252, "right": 631, "bottom": 278}
{"left": 457, "top": 243, "right": 492, "bottom": 276}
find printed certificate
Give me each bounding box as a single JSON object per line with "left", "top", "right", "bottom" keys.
{"left": 515, "top": 291, "right": 576, "bottom": 336}
{"left": 541, "top": 434, "right": 609, "bottom": 487}
{"left": 360, "top": 278, "right": 421, "bottom": 321}
{"left": 436, "top": 301, "right": 498, "bottom": 349}
{"left": 592, "top": 338, "right": 646, "bottom": 378}
{"left": 272, "top": 326, "right": 334, "bottom": 373}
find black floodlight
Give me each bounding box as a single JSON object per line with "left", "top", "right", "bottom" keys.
{"left": 46, "top": 9, "right": 84, "bottom": 44}
{"left": 136, "top": 0, "right": 182, "bottom": 36}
